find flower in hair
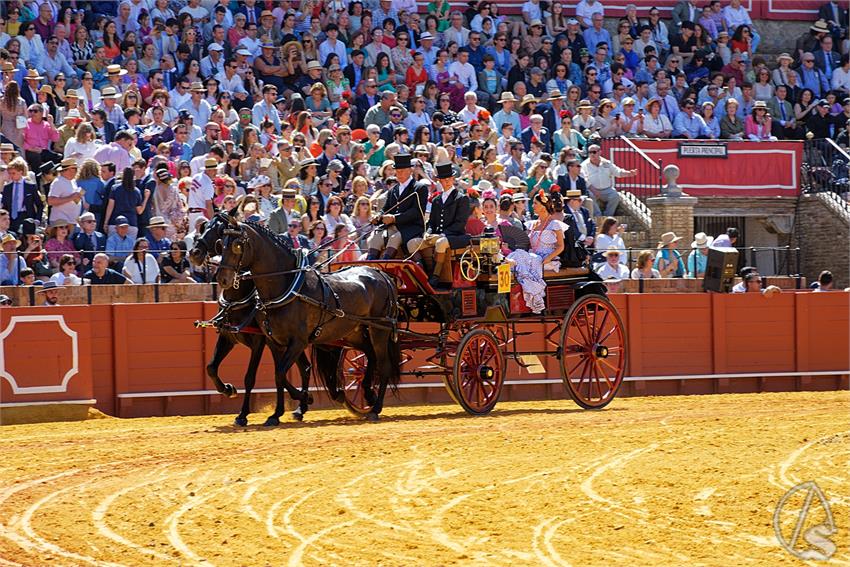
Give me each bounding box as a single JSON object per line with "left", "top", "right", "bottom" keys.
{"left": 467, "top": 187, "right": 480, "bottom": 199}
{"left": 478, "top": 109, "right": 491, "bottom": 121}
{"left": 550, "top": 185, "right": 561, "bottom": 194}
{"left": 481, "top": 188, "right": 497, "bottom": 200}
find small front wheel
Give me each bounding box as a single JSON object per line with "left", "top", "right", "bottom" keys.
{"left": 452, "top": 329, "right": 504, "bottom": 415}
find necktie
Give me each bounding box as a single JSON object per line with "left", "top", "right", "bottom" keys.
{"left": 779, "top": 101, "right": 787, "bottom": 121}
{"left": 663, "top": 98, "right": 671, "bottom": 118}
{"left": 292, "top": 236, "right": 300, "bottom": 249}
{"left": 825, "top": 53, "right": 832, "bottom": 80}
{"left": 11, "top": 182, "right": 21, "bottom": 217}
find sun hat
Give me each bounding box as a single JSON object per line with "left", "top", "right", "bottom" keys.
{"left": 24, "top": 69, "right": 44, "bottom": 81}
{"left": 564, "top": 189, "right": 584, "bottom": 199}
{"left": 55, "top": 158, "right": 78, "bottom": 172}
{"left": 106, "top": 64, "right": 127, "bottom": 76}
{"left": 602, "top": 246, "right": 622, "bottom": 257}
{"left": 496, "top": 92, "right": 518, "bottom": 103}
{"left": 657, "top": 231, "right": 682, "bottom": 248}
{"left": 500, "top": 176, "right": 525, "bottom": 190}
{"left": 810, "top": 19, "right": 830, "bottom": 34}
{"left": 691, "top": 232, "right": 713, "bottom": 249}
{"left": 147, "top": 216, "right": 169, "bottom": 229}
{"left": 100, "top": 86, "right": 121, "bottom": 99}
{"left": 0, "top": 233, "right": 21, "bottom": 248}
{"left": 204, "top": 157, "right": 218, "bottom": 169}
{"left": 36, "top": 281, "right": 62, "bottom": 293}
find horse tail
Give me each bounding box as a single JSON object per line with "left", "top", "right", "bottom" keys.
{"left": 386, "top": 331, "right": 402, "bottom": 395}
{"left": 379, "top": 269, "right": 402, "bottom": 394}
{"left": 312, "top": 346, "right": 343, "bottom": 403}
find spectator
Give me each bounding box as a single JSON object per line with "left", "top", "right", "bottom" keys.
{"left": 673, "top": 98, "right": 712, "bottom": 139}
{"left": 106, "top": 215, "right": 135, "bottom": 264}
{"left": 1, "top": 158, "right": 42, "bottom": 233}
{"left": 595, "top": 217, "right": 628, "bottom": 266}
{"left": 812, "top": 270, "right": 835, "bottom": 291}
{"left": 50, "top": 253, "right": 82, "bottom": 285}
{"left": 47, "top": 158, "right": 82, "bottom": 224}
{"left": 72, "top": 211, "right": 106, "bottom": 272}
{"left": 160, "top": 240, "right": 194, "bottom": 283}
{"left": 712, "top": 227, "right": 739, "bottom": 248}
{"left": 631, "top": 250, "right": 661, "bottom": 279}
{"left": 23, "top": 103, "right": 61, "bottom": 172}
{"left": 43, "top": 219, "right": 78, "bottom": 271}
{"left": 580, "top": 144, "right": 637, "bottom": 216}
{"left": 687, "top": 232, "right": 713, "bottom": 278}
{"left": 84, "top": 252, "right": 127, "bottom": 284}
{"left": 123, "top": 237, "right": 160, "bottom": 283}
{"left": 0, "top": 232, "right": 26, "bottom": 285}
{"left": 654, "top": 231, "right": 685, "bottom": 278}
{"left": 36, "top": 281, "right": 63, "bottom": 305}
{"left": 798, "top": 52, "right": 830, "bottom": 98}
{"left": 596, "top": 246, "right": 630, "bottom": 279}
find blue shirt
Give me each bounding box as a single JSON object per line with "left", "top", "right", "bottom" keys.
{"left": 673, "top": 111, "right": 710, "bottom": 138}
{"left": 108, "top": 186, "right": 142, "bottom": 226}
{"left": 687, "top": 250, "right": 709, "bottom": 278}
{"left": 485, "top": 47, "right": 511, "bottom": 77}
{"left": 797, "top": 67, "right": 829, "bottom": 98}
{"left": 0, "top": 254, "right": 25, "bottom": 285}
{"left": 106, "top": 233, "right": 134, "bottom": 262}
{"left": 146, "top": 236, "right": 172, "bottom": 260}
{"left": 78, "top": 177, "right": 106, "bottom": 208}
{"left": 583, "top": 27, "right": 612, "bottom": 51}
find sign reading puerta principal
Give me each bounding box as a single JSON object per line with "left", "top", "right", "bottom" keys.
{"left": 609, "top": 140, "right": 804, "bottom": 198}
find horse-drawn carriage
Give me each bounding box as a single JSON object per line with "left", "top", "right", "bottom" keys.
{"left": 332, "top": 229, "right": 627, "bottom": 416}
{"left": 192, "top": 214, "right": 627, "bottom": 425}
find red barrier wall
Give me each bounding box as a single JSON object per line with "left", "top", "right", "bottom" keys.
{"left": 601, "top": 139, "right": 803, "bottom": 197}
{"left": 1, "top": 292, "right": 848, "bottom": 419}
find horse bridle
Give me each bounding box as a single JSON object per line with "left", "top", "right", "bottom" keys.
{"left": 220, "top": 226, "right": 248, "bottom": 289}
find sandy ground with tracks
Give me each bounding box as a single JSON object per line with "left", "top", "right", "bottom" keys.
{"left": 0, "top": 391, "right": 848, "bottom": 567}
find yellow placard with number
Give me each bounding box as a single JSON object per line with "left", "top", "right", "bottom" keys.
{"left": 497, "top": 263, "right": 511, "bottom": 293}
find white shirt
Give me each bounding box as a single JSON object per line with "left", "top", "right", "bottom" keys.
{"left": 448, "top": 61, "right": 478, "bottom": 91}
{"left": 123, "top": 253, "right": 160, "bottom": 284}
{"left": 722, "top": 5, "right": 752, "bottom": 29}
{"left": 215, "top": 71, "right": 249, "bottom": 96}
{"left": 595, "top": 233, "right": 628, "bottom": 265}
{"left": 576, "top": 0, "right": 604, "bottom": 28}
{"left": 580, "top": 158, "right": 629, "bottom": 190}
{"left": 832, "top": 67, "right": 850, "bottom": 93}
{"left": 50, "top": 272, "right": 82, "bottom": 286}
{"left": 48, "top": 176, "right": 81, "bottom": 224}
{"left": 64, "top": 138, "right": 102, "bottom": 164}
{"left": 596, "top": 262, "right": 629, "bottom": 280}
{"left": 188, "top": 171, "right": 215, "bottom": 209}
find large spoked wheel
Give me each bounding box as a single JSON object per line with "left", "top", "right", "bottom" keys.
{"left": 338, "top": 347, "right": 379, "bottom": 416}
{"left": 559, "top": 294, "right": 626, "bottom": 409}
{"left": 452, "top": 329, "right": 505, "bottom": 415}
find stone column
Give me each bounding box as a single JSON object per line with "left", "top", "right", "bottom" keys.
{"left": 646, "top": 195, "right": 698, "bottom": 251}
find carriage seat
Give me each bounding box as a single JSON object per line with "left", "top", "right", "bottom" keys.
{"left": 543, "top": 266, "right": 590, "bottom": 279}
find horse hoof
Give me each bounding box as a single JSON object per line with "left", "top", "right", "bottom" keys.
{"left": 263, "top": 416, "right": 280, "bottom": 427}
{"left": 365, "top": 412, "right": 380, "bottom": 422}
{"left": 223, "top": 383, "right": 238, "bottom": 398}
{"left": 292, "top": 410, "right": 304, "bottom": 422}
{"left": 234, "top": 416, "right": 248, "bottom": 427}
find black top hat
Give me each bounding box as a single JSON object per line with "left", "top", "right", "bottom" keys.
{"left": 435, "top": 162, "right": 454, "bottom": 180}
{"left": 20, "top": 218, "right": 39, "bottom": 236}
{"left": 393, "top": 153, "right": 412, "bottom": 169}
{"left": 39, "top": 161, "right": 57, "bottom": 175}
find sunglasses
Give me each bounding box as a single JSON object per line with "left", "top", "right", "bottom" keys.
{"left": 588, "top": 150, "right": 599, "bottom": 154}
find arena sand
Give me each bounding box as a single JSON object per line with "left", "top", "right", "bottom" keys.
{"left": 0, "top": 391, "right": 847, "bottom": 566}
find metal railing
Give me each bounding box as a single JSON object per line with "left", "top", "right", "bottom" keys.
{"left": 594, "top": 246, "right": 801, "bottom": 280}
{"left": 599, "top": 136, "right": 664, "bottom": 201}
{"left": 802, "top": 138, "right": 850, "bottom": 197}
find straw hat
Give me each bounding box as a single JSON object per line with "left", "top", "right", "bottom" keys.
{"left": 204, "top": 157, "right": 218, "bottom": 169}
{"left": 691, "top": 232, "right": 713, "bottom": 249}
{"left": 499, "top": 176, "right": 525, "bottom": 190}
{"left": 564, "top": 189, "right": 584, "bottom": 199}
{"left": 598, "top": 98, "right": 615, "bottom": 110}
{"left": 36, "top": 281, "right": 63, "bottom": 294}
{"left": 55, "top": 158, "right": 78, "bottom": 172}
{"left": 602, "top": 246, "right": 622, "bottom": 257}
{"left": 46, "top": 219, "right": 74, "bottom": 238}
{"left": 189, "top": 81, "right": 205, "bottom": 92}
{"left": 298, "top": 157, "right": 317, "bottom": 172}
{"left": 378, "top": 159, "right": 395, "bottom": 177}
{"left": 0, "top": 62, "right": 14, "bottom": 73}
{"left": 777, "top": 52, "right": 793, "bottom": 63}
{"left": 657, "top": 231, "right": 682, "bottom": 248}
{"left": 65, "top": 89, "right": 78, "bottom": 99}
{"left": 38, "top": 85, "right": 52, "bottom": 95}
{"left": 753, "top": 100, "right": 768, "bottom": 110}
{"left": 0, "top": 233, "right": 21, "bottom": 248}
{"left": 24, "top": 69, "right": 44, "bottom": 81}
{"left": 107, "top": 64, "right": 128, "bottom": 76}
{"left": 147, "top": 216, "right": 169, "bottom": 229}
{"left": 100, "top": 86, "right": 121, "bottom": 99}
{"left": 810, "top": 19, "right": 830, "bottom": 34}
{"left": 530, "top": 19, "right": 544, "bottom": 27}
{"left": 496, "top": 92, "right": 518, "bottom": 104}
{"left": 520, "top": 94, "right": 539, "bottom": 107}
{"left": 577, "top": 99, "right": 594, "bottom": 110}
{"left": 546, "top": 89, "right": 565, "bottom": 101}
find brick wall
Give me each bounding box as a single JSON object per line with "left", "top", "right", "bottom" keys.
{"left": 793, "top": 195, "right": 850, "bottom": 288}
{"left": 647, "top": 196, "right": 697, "bottom": 250}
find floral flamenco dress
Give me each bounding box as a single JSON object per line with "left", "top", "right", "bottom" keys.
{"left": 507, "top": 219, "right": 564, "bottom": 313}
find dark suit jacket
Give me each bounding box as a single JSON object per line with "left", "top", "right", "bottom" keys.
{"left": 555, "top": 174, "right": 589, "bottom": 197}
{"left": 72, "top": 230, "right": 107, "bottom": 266}
{"left": 427, "top": 189, "right": 471, "bottom": 249}
{"left": 813, "top": 49, "right": 842, "bottom": 76}
{"left": 383, "top": 178, "right": 428, "bottom": 242}
{"left": 520, "top": 126, "right": 551, "bottom": 153}
{"left": 21, "top": 85, "right": 38, "bottom": 107}
{"left": 564, "top": 205, "right": 596, "bottom": 242}
{"left": 95, "top": 121, "right": 117, "bottom": 144}
{"left": 354, "top": 94, "right": 379, "bottom": 129}
{"left": 818, "top": 3, "right": 849, "bottom": 29}
{"left": 1, "top": 181, "right": 42, "bottom": 230}
{"left": 343, "top": 63, "right": 366, "bottom": 92}
{"left": 238, "top": 4, "right": 264, "bottom": 24}
{"left": 281, "top": 233, "right": 311, "bottom": 249}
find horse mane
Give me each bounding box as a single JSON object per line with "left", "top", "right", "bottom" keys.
{"left": 242, "top": 220, "right": 294, "bottom": 252}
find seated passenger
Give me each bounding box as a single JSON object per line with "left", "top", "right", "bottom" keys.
{"left": 408, "top": 162, "right": 471, "bottom": 287}
{"left": 365, "top": 153, "right": 428, "bottom": 260}
{"left": 596, "top": 246, "right": 630, "bottom": 280}
{"left": 507, "top": 190, "right": 566, "bottom": 314}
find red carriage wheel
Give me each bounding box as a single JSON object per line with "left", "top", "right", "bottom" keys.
{"left": 559, "top": 294, "right": 627, "bottom": 409}
{"left": 338, "top": 347, "right": 380, "bottom": 416}
{"left": 452, "top": 329, "right": 505, "bottom": 415}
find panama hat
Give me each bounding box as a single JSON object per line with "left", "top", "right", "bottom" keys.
{"left": 306, "top": 60, "right": 323, "bottom": 71}
{"left": 753, "top": 100, "right": 768, "bottom": 110}
{"left": 810, "top": 19, "right": 830, "bottom": 34}
{"left": 602, "top": 246, "right": 622, "bottom": 257}
{"left": 24, "top": 69, "right": 44, "bottom": 81}
{"left": 499, "top": 176, "right": 525, "bottom": 190}
{"left": 564, "top": 189, "right": 584, "bottom": 199}
{"left": 530, "top": 19, "right": 544, "bottom": 28}
{"left": 100, "top": 86, "right": 121, "bottom": 99}
{"left": 65, "top": 108, "right": 82, "bottom": 121}
{"left": 106, "top": 64, "right": 127, "bottom": 76}
{"left": 777, "top": 52, "right": 793, "bottom": 63}
{"left": 38, "top": 85, "right": 52, "bottom": 95}
{"left": 189, "top": 81, "right": 205, "bottom": 92}
{"left": 496, "top": 92, "right": 518, "bottom": 104}
{"left": 0, "top": 62, "right": 14, "bottom": 73}
{"left": 55, "top": 158, "right": 78, "bottom": 172}
{"left": 598, "top": 98, "right": 615, "bottom": 110}
{"left": 577, "top": 99, "right": 594, "bottom": 110}
{"left": 691, "top": 232, "right": 714, "bottom": 249}
{"left": 65, "top": 89, "right": 78, "bottom": 99}
{"left": 378, "top": 159, "right": 395, "bottom": 177}
{"left": 46, "top": 218, "right": 74, "bottom": 238}
{"left": 520, "top": 94, "right": 539, "bottom": 107}
{"left": 298, "top": 157, "right": 317, "bottom": 171}
{"left": 657, "top": 231, "right": 683, "bottom": 248}
{"left": 204, "top": 157, "right": 218, "bottom": 169}
{"left": 0, "top": 233, "right": 21, "bottom": 248}
{"left": 546, "top": 89, "right": 566, "bottom": 101}
{"left": 147, "top": 216, "right": 169, "bottom": 229}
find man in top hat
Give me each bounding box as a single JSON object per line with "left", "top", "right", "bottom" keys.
{"left": 268, "top": 188, "right": 300, "bottom": 235}
{"left": 188, "top": 158, "right": 217, "bottom": 227}
{"left": 1, "top": 158, "right": 41, "bottom": 234}
{"left": 493, "top": 92, "right": 522, "bottom": 134}
{"left": 46, "top": 158, "right": 81, "bottom": 224}
{"left": 96, "top": 86, "right": 127, "bottom": 129}
{"left": 72, "top": 211, "right": 106, "bottom": 271}
{"left": 410, "top": 162, "right": 471, "bottom": 287}
{"left": 366, "top": 153, "right": 428, "bottom": 260}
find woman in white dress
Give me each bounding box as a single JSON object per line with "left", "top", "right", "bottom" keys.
{"left": 64, "top": 122, "right": 101, "bottom": 164}
{"left": 123, "top": 237, "right": 160, "bottom": 284}
{"left": 507, "top": 190, "right": 565, "bottom": 313}
{"left": 594, "top": 217, "right": 628, "bottom": 267}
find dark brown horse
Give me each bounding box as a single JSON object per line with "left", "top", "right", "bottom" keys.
{"left": 190, "top": 215, "right": 313, "bottom": 425}
{"left": 216, "top": 217, "right": 400, "bottom": 423}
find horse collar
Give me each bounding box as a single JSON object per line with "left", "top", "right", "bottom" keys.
{"left": 257, "top": 248, "right": 310, "bottom": 311}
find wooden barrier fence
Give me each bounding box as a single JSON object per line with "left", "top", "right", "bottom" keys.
{"left": 1, "top": 292, "right": 846, "bottom": 421}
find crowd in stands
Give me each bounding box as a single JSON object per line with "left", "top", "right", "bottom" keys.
{"left": 0, "top": 0, "right": 847, "bottom": 292}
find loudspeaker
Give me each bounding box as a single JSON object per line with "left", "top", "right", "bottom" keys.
{"left": 703, "top": 247, "right": 739, "bottom": 293}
